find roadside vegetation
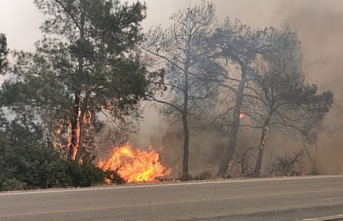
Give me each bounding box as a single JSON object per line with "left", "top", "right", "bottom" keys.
{"left": 0, "top": 114, "right": 108, "bottom": 191}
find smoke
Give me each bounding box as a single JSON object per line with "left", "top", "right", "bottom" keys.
{"left": 135, "top": 0, "right": 343, "bottom": 175}
{"left": 278, "top": 1, "right": 343, "bottom": 87}
{"left": 275, "top": 0, "right": 343, "bottom": 174}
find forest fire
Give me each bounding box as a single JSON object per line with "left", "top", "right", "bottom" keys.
{"left": 98, "top": 143, "right": 172, "bottom": 183}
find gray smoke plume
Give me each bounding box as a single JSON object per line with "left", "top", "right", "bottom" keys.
{"left": 135, "top": 0, "right": 343, "bottom": 175}
{"left": 277, "top": 0, "right": 343, "bottom": 173}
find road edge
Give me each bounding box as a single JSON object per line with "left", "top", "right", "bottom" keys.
{"left": 301, "top": 214, "right": 343, "bottom": 221}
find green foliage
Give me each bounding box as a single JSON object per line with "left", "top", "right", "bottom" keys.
{"left": 0, "top": 178, "right": 27, "bottom": 192}
{"left": 0, "top": 115, "right": 110, "bottom": 191}
{"left": 66, "top": 161, "right": 105, "bottom": 187}
{"left": 1, "top": 0, "right": 163, "bottom": 160}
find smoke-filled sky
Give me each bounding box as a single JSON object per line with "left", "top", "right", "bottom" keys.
{"left": 1, "top": 1, "right": 341, "bottom": 51}
{"left": 1, "top": 0, "right": 342, "bottom": 87}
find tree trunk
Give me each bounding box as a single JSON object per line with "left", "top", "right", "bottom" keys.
{"left": 70, "top": 0, "right": 86, "bottom": 162}
{"left": 182, "top": 66, "right": 190, "bottom": 174}
{"left": 253, "top": 124, "right": 269, "bottom": 177}
{"left": 75, "top": 92, "right": 90, "bottom": 163}
{"left": 75, "top": 108, "right": 86, "bottom": 163}
{"left": 217, "top": 65, "right": 247, "bottom": 177}
{"left": 217, "top": 123, "right": 239, "bottom": 177}
{"left": 253, "top": 145, "right": 264, "bottom": 177}
{"left": 69, "top": 92, "right": 81, "bottom": 160}
{"left": 182, "top": 111, "right": 189, "bottom": 174}
{"left": 181, "top": 37, "right": 192, "bottom": 175}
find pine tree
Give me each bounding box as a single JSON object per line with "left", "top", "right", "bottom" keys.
{"left": 2, "top": 0, "right": 162, "bottom": 162}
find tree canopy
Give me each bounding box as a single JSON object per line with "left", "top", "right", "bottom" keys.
{"left": 0, "top": 33, "right": 8, "bottom": 74}
{"left": 142, "top": 2, "right": 220, "bottom": 175}
{"left": 1, "top": 0, "right": 162, "bottom": 162}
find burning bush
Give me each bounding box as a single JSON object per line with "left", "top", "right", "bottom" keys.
{"left": 98, "top": 143, "right": 172, "bottom": 183}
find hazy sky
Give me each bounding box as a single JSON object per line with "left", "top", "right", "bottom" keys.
{"left": 0, "top": 0, "right": 322, "bottom": 51}
{"left": 0, "top": 1, "right": 341, "bottom": 49}
{"left": 1, "top": 1, "right": 343, "bottom": 104}
{"left": 0, "top": 0, "right": 342, "bottom": 91}
{"left": 0, "top": 0, "right": 267, "bottom": 51}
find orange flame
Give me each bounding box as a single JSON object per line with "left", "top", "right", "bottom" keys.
{"left": 54, "top": 107, "right": 93, "bottom": 161}
{"left": 98, "top": 143, "right": 171, "bottom": 183}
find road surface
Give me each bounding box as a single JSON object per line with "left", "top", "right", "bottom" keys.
{"left": 0, "top": 175, "right": 343, "bottom": 221}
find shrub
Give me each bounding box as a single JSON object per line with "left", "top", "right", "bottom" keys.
{"left": 267, "top": 151, "right": 305, "bottom": 176}
{"left": 0, "top": 178, "right": 26, "bottom": 191}
{"left": 105, "top": 170, "right": 126, "bottom": 185}
{"left": 0, "top": 117, "right": 111, "bottom": 191}
{"left": 181, "top": 173, "right": 193, "bottom": 181}
{"left": 66, "top": 162, "right": 106, "bottom": 187}
{"left": 0, "top": 140, "right": 108, "bottom": 191}
{"left": 193, "top": 171, "right": 213, "bottom": 180}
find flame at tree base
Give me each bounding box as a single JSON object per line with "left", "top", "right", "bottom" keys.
{"left": 98, "top": 143, "right": 172, "bottom": 183}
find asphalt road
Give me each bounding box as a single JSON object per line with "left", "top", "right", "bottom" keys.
{"left": 0, "top": 175, "right": 343, "bottom": 221}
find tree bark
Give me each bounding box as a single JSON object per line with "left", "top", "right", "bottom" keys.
{"left": 69, "top": 92, "right": 81, "bottom": 160}
{"left": 75, "top": 92, "right": 90, "bottom": 163}
{"left": 182, "top": 111, "right": 189, "bottom": 174}
{"left": 181, "top": 36, "right": 191, "bottom": 175}
{"left": 253, "top": 128, "right": 266, "bottom": 177}
{"left": 75, "top": 107, "right": 86, "bottom": 163}
{"left": 254, "top": 147, "right": 264, "bottom": 177}
{"left": 182, "top": 70, "right": 190, "bottom": 173}
{"left": 253, "top": 125, "right": 268, "bottom": 177}
{"left": 217, "top": 65, "right": 247, "bottom": 177}
{"left": 71, "top": 0, "right": 86, "bottom": 162}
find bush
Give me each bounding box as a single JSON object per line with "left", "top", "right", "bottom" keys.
{"left": 66, "top": 162, "right": 106, "bottom": 187}
{"left": 309, "top": 167, "right": 320, "bottom": 175}
{"left": 0, "top": 154, "right": 108, "bottom": 191}
{"left": 0, "top": 178, "right": 26, "bottom": 191}
{"left": 267, "top": 151, "right": 305, "bottom": 176}
{"left": 105, "top": 170, "right": 126, "bottom": 185}
{"left": 179, "top": 171, "right": 214, "bottom": 181}
{"left": 0, "top": 138, "right": 108, "bottom": 191}
{"left": 181, "top": 172, "right": 193, "bottom": 181}
{"left": 193, "top": 171, "right": 213, "bottom": 180}
{"left": 0, "top": 116, "right": 112, "bottom": 191}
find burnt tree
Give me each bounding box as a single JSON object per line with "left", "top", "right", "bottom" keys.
{"left": 143, "top": 2, "right": 220, "bottom": 174}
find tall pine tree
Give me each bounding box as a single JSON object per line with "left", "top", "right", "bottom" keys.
{"left": 2, "top": 0, "right": 161, "bottom": 162}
